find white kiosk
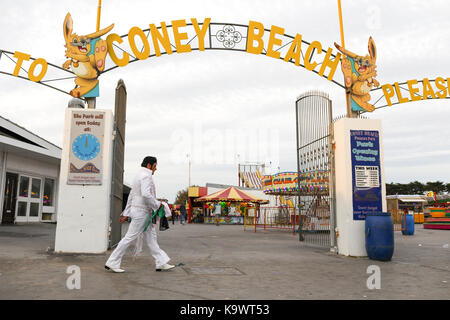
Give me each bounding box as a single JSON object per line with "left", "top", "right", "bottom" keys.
{"left": 334, "top": 118, "right": 387, "bottom": 257}
{"left": 54, "top": 105, "right": 113, "bottom": 254}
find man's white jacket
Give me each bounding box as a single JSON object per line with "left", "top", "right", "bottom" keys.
{"left": 123, "top": 167, "right": 161, "bottom": 219}
{"left": 122, "top": 167, "right": 172, "bottom": 220}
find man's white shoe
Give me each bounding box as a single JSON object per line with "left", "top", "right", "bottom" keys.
{"left": 156, "top": 263, "right": 175, "bottom": 271}
{"left": 105, "top": 265, "right": 125, "bottom": 273}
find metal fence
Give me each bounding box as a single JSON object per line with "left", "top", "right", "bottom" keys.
{"left": 295, "top": 91, "right": 336, "bottom": 249}
{"left": 388, "top": 209, "right": 421, "bottom": 233}
{"left": 244, "top": 206, "right": 297, "bottom": 235}
{"left": 390, "top": 209, "right": 404, "bottom": 232}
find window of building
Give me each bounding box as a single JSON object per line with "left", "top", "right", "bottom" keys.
{"left": 30, "top": 203, "right": 39, "bottom": 217}
{"left": 31, "top": 178, "right": 41, "bottom": 199}
{"left": 17, "top": 201, "right": 27, "bottom": 216}
{"left": 43, "top": 178, "right": 55, "bottom": 207}
{"left": 19, "top": 176, "right": 29, "bottom": 197}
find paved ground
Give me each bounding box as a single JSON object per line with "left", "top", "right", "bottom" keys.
{"left": 0, "top": 222, "right": 448, "bottom": 300}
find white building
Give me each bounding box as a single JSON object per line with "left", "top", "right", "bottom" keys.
{"left": 0, "top": 115, "right": 61, "bottom": 224}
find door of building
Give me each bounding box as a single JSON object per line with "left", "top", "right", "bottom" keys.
{"left": 15, "top": 175, "right": 42, "bottom": 222}
{"left": 2, "top": 172, "right": 18, "bottom": 224}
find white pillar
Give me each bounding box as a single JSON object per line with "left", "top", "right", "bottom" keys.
{"left": 334, "top": 118, "right": 387, "bottom": 257}
{"left": 54, "top": 108, "right": 113, "bottom": 253}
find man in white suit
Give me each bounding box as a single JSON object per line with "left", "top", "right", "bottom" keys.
{"left": 105, "top": 156, "right": 175, "bottom": 273}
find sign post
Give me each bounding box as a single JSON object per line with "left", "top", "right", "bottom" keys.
{"left": 333, "top": 118, "right": 387, "bottom": 257}
{"left": 350, "top": 130, "right": 383, "bottom": 220}
{"left": 337, "top": 0, "right": 358, "bottom": 118}
{"left": 54, "top": 105, "right": 113, "bottom": 253}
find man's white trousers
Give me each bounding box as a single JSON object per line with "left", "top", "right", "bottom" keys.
{"left": 106, "top": 214, "right": 170, "bottom": 269}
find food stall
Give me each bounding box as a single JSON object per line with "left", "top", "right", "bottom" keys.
{"left": 386, "top": 195, "right": 427, "bottom": 223}
{"left": 194, "top": 186, "right": 269, "bottom": 225}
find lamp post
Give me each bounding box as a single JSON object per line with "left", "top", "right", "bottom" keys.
{"left": 237, "top": 154, "right": 241, "bottom": 186}
{"left": 186, "top": 154, "right": 191, "bottom": 187}
{"left": 186, "top": 153, "right": 192, "bottom": 223}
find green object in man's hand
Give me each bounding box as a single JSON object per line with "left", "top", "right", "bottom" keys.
{"left": 143, "top": 205, "right": 166, "bottom": 232}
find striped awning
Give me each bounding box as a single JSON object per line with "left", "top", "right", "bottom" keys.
{"left": 239, "top": 171, "right": 263, "bottom": 189}
{"left": 194, "top": 187, "right": 269, "bottom": 204}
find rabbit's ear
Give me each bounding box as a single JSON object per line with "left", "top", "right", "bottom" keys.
{"left": 334, "top": 42, "right": 357, "bottom": 58}
{"left": 64, "top": 13, "right": 73, "bottom": 43}
{"left": 85, "top": 24, "right": 114, "bottom": 40}
{"left": 368, "top": 37, "right": 376, "bottom": 61}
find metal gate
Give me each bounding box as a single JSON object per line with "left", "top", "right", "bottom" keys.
{"left": 295, "top": 91, "right": 336, "bottom": 250}
{"left": 109, "top": 79, "right": 127, "bottom": 249}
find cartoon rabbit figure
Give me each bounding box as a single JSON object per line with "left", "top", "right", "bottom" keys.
{"left": 334, "top": 37, "right": 379, "bottom": 112}
{"left": 62, "top": 13, "right": 114, "bottom": 98}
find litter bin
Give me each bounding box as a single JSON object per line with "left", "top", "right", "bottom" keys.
{"left": 365, "top": 212, "right": 394, "bottom": 261}
{"left": 401, "top": 214, "right": 415, "bottom": 235}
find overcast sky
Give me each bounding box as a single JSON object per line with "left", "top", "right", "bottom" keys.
{"left": 1, "top": 0, "right": 449, "bottom": 202}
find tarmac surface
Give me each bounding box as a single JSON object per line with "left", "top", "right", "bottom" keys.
{"left": 0, "top": 221, "right": 448, "bottom": 300}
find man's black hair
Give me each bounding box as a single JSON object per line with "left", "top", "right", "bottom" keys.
{"left": 141, "top": 156, "right": 157, "bottom": 168}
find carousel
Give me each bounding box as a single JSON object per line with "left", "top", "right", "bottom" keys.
{"left": 194, "top": 186, "right": 269, "bottom": 225}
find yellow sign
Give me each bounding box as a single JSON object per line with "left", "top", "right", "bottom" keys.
{"left": 334, "top": 37, "right": 379, "bottom": 112}
{"left": 426, "top": 191, "right": 436, "bottom": 198}
{"left": 5, "top": 15, "right": 449, "bottom": 109}
{"left": 62, "top": 13, "right": 114, "bottom": 98}
{"left": 104, "top": 19, "right": 342, "bottom": 83}
{"left": 12, "top": 52, "right": 48, "bottom": 82}
{"left": 382, "top": 77, "right": 450, "bottom": 106}
{"left": 262, "top": 171, "right": 328, "bottom": 194}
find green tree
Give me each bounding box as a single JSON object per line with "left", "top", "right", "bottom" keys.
{"left": 407, "top": 181, "right": 425, "bottom": 194}
{"left": 174, "top": 185, "right": 200, "bottom": 205}
{"left": 174, "top": 188, "right": 188, "bottom": 205}
{"left": 387, "top": 180, "right": 449, "bottom": 195}
{"left": 386, "top": 183, "right": 396, "bottom": 195}
{"left": 386, "top": 182, "right": 409, "bottom": 195}
{"left": 425, "top": 181, "right": 446, "bottom": 195}
{"left": 446, "top": 183, "right": 450, "bottom": 194}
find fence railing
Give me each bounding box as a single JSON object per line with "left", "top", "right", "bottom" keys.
{"left": 388, "top": 209, "right": 421, "bottom": 233}
{"left": 389, "top": 209, "right": 405, "bottom": 232}
{"left": 243, "top": 208, "right": 415, "bottom": 236}
{"left": 244, "top": 206, "right": 297, "bottom": 235}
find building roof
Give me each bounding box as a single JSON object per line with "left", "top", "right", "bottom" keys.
{"left": 386, "top": 195, "right": 428, "bottom": 203}
{"left": 0, "top": 115, "right": 61, "bottom": 164}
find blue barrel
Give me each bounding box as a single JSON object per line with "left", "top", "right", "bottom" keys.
{"left": 365, "top": 212, "right": 394, "bottom": 261}
{"left": 401, "top": 214, "right": 415, "bottom": 235}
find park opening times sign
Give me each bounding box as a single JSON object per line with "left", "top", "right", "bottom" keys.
{"left": 68, "top": 110, "right": 105, "bottom": 185}
{"left": 350, "top": 130, "right": 382, "bottom": 221}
